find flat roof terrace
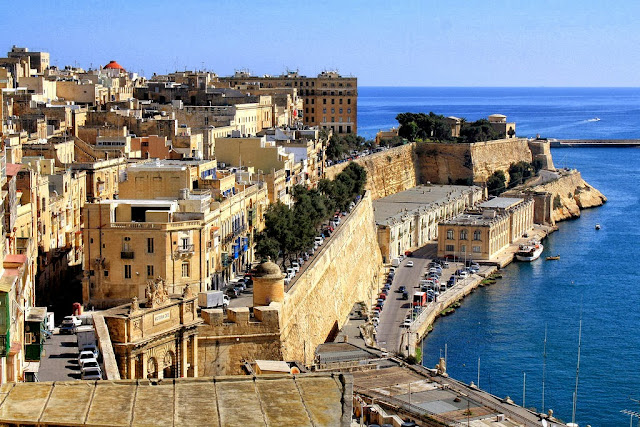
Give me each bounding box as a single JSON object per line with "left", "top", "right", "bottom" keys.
{"left": 0, "top": 374, "right": 351, "bottom": 426}
{"left": 373, "top": 185, "right": 480, "bottom": 226}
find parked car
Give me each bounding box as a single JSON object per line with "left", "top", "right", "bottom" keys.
{"left": 81, "top": 367, "right": 102, "bottom": 381}
{"left": 401, "top": 319, "right": 412, "bottom": 328}
{"left": 226, "top": 288, "right": 240, "bottom": 298}
{"left": 398, "top": 285, "right": 406, "bottom": 293}
{"left": 78, "top": 350, "right": 96, "bottom": 365}
{"left": 60, "top": 321, "right": 77, "bottom": 335}
{"left": 378, "top": 293, "right": 387, "bottom": 300}
{"left": 291, "top": 262, "right": 300, "bottom": 273}
{"left": 81, "top": 344, "right": 99, "bottom": 359}
{"left": 81, "top": 360, "right": 101, "bottom": 373}
{"left": 406, "top": 261, "right": 414, "bottom": 267}
{"left": 314, "top": 236, "right": 324, "bottom": 246}
{"left": 402, "top": 291, "right": 409, "bottom": 300}
{"left": 455, "top": 270, "right": 469, "bottom": 279}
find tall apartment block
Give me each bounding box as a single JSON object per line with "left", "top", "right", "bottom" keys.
{"left": 221, "top": 70, "right": 357, "bottom": 134}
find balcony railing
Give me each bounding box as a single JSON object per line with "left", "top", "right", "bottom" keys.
{"left": 177, "top": 244, "right": 195, "bottom": 253}
{"left": 121, "top": 251, "right": 135, "bottom": 259}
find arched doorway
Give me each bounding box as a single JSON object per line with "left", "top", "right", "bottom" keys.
{"left": 162, "top": 351, "right": 176, "bottom": 378}
{"left": 147, "top": 357, "right": 158, "bottom": 379}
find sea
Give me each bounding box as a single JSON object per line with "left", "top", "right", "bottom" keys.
{"left": 358, "top": 87, "right": 640, "bottom": 427}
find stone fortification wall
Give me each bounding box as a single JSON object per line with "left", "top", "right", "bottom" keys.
{"left": 469, "top": 138, "right": 533, "bottom": 183}
{"left": 528, "top": 170, "right": 606, "bottom": 222}
{"left": 197, "top": 306, "right": 283, "bottom": 376}
{"left": 280, "top": 192, "right": 383, "bottom": 363}
{"left": 325, "top": 145, "right": 418, "bottom": 199}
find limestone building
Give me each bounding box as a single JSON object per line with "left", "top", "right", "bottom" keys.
{"left": 103, "top": 278, "right": 201, "bottom": 379}
{"left": 373, "top": 185, "right": 484, "bottom": 263}
{"left": 221, "top": 70, "right": 358, "bottom": 134}
{"left": 437, "top": 197, "right": 534, "bottom": 260}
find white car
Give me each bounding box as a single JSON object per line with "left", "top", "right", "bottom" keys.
{"left": 291, "top": 262, "right": 300, "bottom": 273}
{"left": 64, "top": 316, "right": 82, "bottom": 327}
{"left": 401, "top": 319, "right": 412, "bottom": 328}
{"left": 406, "top": 261, "right": 414, "bottom": 267}
{"left": 81, "top": 367, "right": 102, "bottom": 380}
{"left": 78, "top": 351, "right": 95, "bottom": 365}
{"left": 80, "top": 358, "right": 100, "bottom": 371}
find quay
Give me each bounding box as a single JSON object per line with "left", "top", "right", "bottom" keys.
{"left": 381, "top": 224, "right": 555, "bottom": 360}
{"left": 550, "top": 138, "right": 640, "bottom": 147}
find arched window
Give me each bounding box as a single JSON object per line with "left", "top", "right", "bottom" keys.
{"left": 473, "top": 230, "right": 481, "bottom": 241}
{"left": 460, "top": 229, "right": 468, "bottom": 240}
{"left": 446, "top": 229, "right": 454, "bottom": 240}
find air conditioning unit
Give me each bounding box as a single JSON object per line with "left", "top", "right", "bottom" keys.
{"left": 25, "top": 332, "right": 35, "bottom": 345}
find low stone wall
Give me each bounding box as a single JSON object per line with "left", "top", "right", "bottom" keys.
{"left": 92, "top": 313, "right": 120, "bottom": 380}
{"left": 280, "top": 192, "right": 384, "bottom": 363}
{"left": 197, "top": 306, "right": 283, "bottom": 376}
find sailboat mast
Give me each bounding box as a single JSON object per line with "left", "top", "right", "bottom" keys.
{"left": 542, "top": 323, "right": 547, "bottom": 412}
{"left": 572, "top": 319, "right": 583, "bottom": 425}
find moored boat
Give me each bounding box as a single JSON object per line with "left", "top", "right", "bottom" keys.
{"left": 515, "top": 241, "right": 544, "bottom": 261}
{"left": 546, "top": 255, "right": 560, "bottom": 260}
{"left": 595, "top": 223, "right": 601, "bottom": 230}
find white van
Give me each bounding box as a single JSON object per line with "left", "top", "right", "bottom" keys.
{"left": 391, "top": 258, "right": 400, "bottom": 267}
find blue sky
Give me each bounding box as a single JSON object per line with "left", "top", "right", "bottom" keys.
{"left": 2, "top": 0, "right": 639, "bottom": 86}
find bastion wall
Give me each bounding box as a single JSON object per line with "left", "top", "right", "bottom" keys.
{"left": 279, "top": 191, "right": 384, "bottom": 363}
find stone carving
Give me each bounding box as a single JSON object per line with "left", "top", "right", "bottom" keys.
{"left": 145, "top": 277, "right": 170, "bottom": 308}
{"left": 182, "top": 284, "right": 193, "bottom": 299}
{"left": 130, "top": 296, "right": 140, "bottom": 314}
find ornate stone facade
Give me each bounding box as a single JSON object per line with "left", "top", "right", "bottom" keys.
{"left": 103, "top": 281, "right": 202, "bottom": 379}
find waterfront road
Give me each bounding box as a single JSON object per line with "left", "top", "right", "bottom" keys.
{"left": 375, "top": 245, "right": 436, "bottom": 355}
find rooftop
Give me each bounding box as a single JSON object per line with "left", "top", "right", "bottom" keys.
{"left": 373, "top": 185, "right": 480, "bottom": 225}
{"left": 0, "top": 374, "right": 351, "bottom": 426}
{"left": 478, "top": 197, "right": 523, "bottom": 210}
{"left": 441, "top": 211, "right": 508, "bottom": 227}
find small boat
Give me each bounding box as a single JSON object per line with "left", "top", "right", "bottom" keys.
{"left": 515, "top": 241, "right": 544, "bottom": 262}
{"left": 587, "top": 117, "right": 601, "bottom": 122}
{"left": 546, "top": 255, "right": 560, "bottom": 261}
{"left": 595, "top": 223, "right": 601, "bottom": 230}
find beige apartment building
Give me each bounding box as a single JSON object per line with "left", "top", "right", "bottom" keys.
{"left": 221, "top": 70, "right": 357, "bottom": 134}
{"left": 215, "top": 135, "right": 295, "bottom": 205}
{"left": 82, "top": 158, "right": 268, "bottom": 307}
{"left": 437, "top": 197, "right": 534, "bottom": 260}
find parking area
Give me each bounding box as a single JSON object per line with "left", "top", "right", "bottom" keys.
{"left": 38, "top": 331, "right": 83, "bottom": 381}
{"left": 373, "top": 243, "right": 487, "bottom": 355}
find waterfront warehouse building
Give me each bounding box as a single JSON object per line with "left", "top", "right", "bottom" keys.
{"left": 373, "top": 185, "right": 484, "bottom": 263}
{"left": 437, "top": 197, "right": 534, "bottom": 260}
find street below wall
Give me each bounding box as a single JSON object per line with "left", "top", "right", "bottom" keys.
{"left": 373, "top": 224, "right": 554, "bottom": 360}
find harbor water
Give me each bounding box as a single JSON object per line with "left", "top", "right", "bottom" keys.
{"left": 358, "top": 87, "right": 640, "bottom": 426}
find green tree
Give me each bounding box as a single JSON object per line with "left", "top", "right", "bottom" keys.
{"left": 254, "top": 233, "right": 280, "bottom": 262}
{"left": 487, "top": 170, "right": 507, "bottom": 196}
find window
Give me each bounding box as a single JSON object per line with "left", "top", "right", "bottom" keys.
{"left": 446, "top": 229, "right": 454, "bottom": 240}
{"left": 124, "top": 265, "right": 132, "bottom": 279}
{"left": 459, "top": 230, "right": 468, "bottom": 240}
{"left": 104, "top": 270, "right": 109, "bottom": 277}
{"left": 473, "top": 246, "right": 481, "bottom": 253}
{"left": 311, "top": 108, "right": 314, "bottom": 113}
{"left": 311, "top": 99, "right": 314, "bottom": 104}
{"left": 323, "top": 99, "right": 326, "bottom": 104}
{"left": 147, "top": 265, "right": 154, "bottom": 277}
{"left": 446, "top": 244, "right": 455, "bottom": 252}
{"left": 181, "top": 237, "right": 190, "bottom": 249}
{"left": 147, "top": 238, "right": 154, "bottom": 253}
{"left": 347, "top": 108, "right": 351, "bottom": 114}
{"left": 348, "top": 99, "right": 351, "bottom": 105}
{"left": 331, "top": 108, "right": 335, "bottom": 114}
{"left": 182, "top": 263, "right": 190, "bottom": 278}
{"left": 339, "top": 108, "right": 343, "bottom": 114}
{"left": 323, "top": 108, "right": 326, "bottom": 114}
{"left": 473, "top": 230, "right": 481, "bottom": 241}
{"left": 331, "top": 99, "right": 335, "bottom": 104}
{"left": 339, "top": 99, "right": 343, "bottom": 104}
{"left": 460, "top": 244, "right": 466, "bottom": 253}
{"left": 331, "top": 117, "right": 335, "bottom": 122}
